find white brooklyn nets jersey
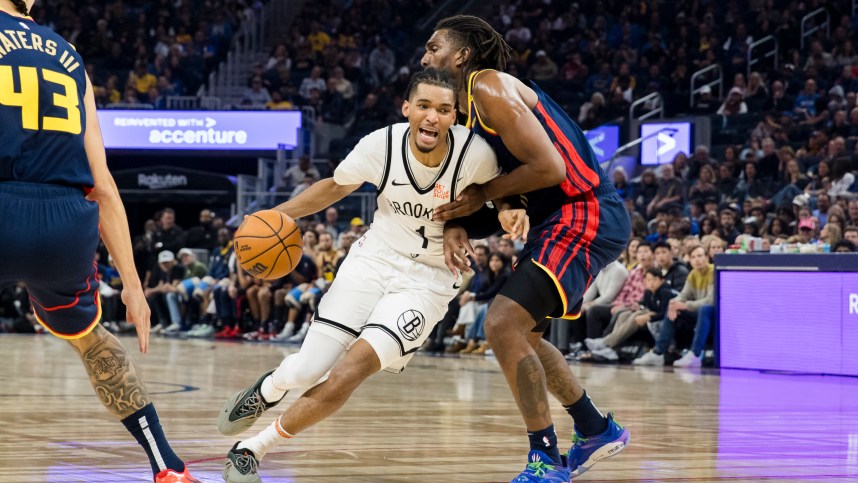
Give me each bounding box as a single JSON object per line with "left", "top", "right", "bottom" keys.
{"left": 316, "top": 123, "right": 499, "bottom": 373}
{"left": 333, "top": 123, "right": 500, "bottom": 268}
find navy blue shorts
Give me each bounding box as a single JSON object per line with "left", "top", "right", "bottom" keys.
{"left": 0, "top": 182, "right": 101, "bottom": 339}
{"left": 515, "top": 185, "right": 630, "bottom": 320}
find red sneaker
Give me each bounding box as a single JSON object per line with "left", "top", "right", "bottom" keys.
{"left": 228, "top": 325, "right": 241, "bottom": 338}
{"left": 154, "top": 467, "right": 201, "bottom": 483}
{"left": 257, "top": 329, "right": 270, "bottom": 341}
{"left": 215, "top": 326, "right": 233, "bottom": 339}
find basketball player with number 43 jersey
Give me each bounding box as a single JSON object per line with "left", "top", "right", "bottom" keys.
{"left": 217, "top": 68, "right": 521, "bottom": 482}
{"left": 0, "top": 2, "right": 199, "bottom": 482}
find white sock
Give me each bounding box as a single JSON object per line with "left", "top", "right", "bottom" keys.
{"left": 260, "top": 374, "right": 286, "bottom": 404}
{"left": 239, "top": 416, "right": 292, "bottom": 459}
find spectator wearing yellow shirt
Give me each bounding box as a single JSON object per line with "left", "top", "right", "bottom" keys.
{"left": 266, "top": 90, "right": 294, "bottom": 110}
{"left": 128, "top": 62, "right": 157, "bottom": 101}
{"left": 307, "top": 21, "right": 331, "bottom": 53}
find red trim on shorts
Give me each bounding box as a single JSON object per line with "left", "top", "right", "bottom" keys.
{"left": 32, "top": 292, "right": 102, "bottom": 340}
{"left": 29, "top": 264, "right": 98, "bottom": 312}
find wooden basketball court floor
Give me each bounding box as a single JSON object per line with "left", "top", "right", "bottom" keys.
{"left": 0, "top": 334, "right": 856, "bottom": 482}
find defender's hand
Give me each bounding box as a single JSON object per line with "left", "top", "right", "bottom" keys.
{"left": 122, "top": 287, "right": 151, "bottom": 354}
{"left": 500, "top": 209, "right": 530, "bottom": 242}
{"left": 434, "top": 184, "right": 487, "bottom": 221}
{"left": 443, "top": 224, "right": 476, "bottom": 276}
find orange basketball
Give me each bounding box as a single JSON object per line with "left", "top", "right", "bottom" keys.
{"left": 233, "top": 210, "right": 303, "bottom": 280}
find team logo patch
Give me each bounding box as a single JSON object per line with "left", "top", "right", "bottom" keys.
{"left": 433, "top": 182, "right": 450, "bottom": 200}
{"left": 396, "top": 309, "right": 425, "bottom": 341}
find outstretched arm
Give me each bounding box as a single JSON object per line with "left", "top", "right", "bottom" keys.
{"left": 82, "top": 74, "right": 150, "bottom": 354}
{"left": 273, "top": 178, "right": 361, "bottom": 220}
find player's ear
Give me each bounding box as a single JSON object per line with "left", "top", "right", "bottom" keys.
{"left": 401, "top": 99, "right": 410, "bottom": 118}
{"left": 455, "top": 47, "right": 470, "bottom": 68}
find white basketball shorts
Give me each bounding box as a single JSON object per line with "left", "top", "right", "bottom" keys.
{"left": 310, "top": 230, "right": 460, "bottom": 373}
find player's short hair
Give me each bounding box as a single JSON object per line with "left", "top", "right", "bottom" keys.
{"left": 435, "top": 15, "right": 513, "bottom": 73}
{"left": 10, "top": 0, "right": 28, "bottom": 15}
{"left": 404, "top": 67, "right": 456, "bottom": 101}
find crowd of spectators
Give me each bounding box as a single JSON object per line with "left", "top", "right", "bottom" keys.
{"left": 233, "top": 0, "right": 451, "bottom": 155}
{"left": 34, "top": 0, "right": 261, "bottom": 108}
{"left": 486, "top": 0, "right": 858, "bottom": 127}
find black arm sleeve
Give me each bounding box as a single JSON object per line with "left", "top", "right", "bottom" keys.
{"left": 445, "top": 204, "right": 501, "bottom": 239}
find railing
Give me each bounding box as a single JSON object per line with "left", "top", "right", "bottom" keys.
{"left": 629, "top": 92, "right": 664, "bottom": 121}
{"left": 165, "top": 96, "right": 223, "bottom": 110}
{"left": 105, "top": 102, "right": 154, "bottom": 109}
{"left": 690, "top": 64, "right": 723, "bottom": 106}
{"left": 747, "top": 35, "right": 778, "bottom": 78}
{"left": 800, "top": 8, "right": 830, "bottom": 50}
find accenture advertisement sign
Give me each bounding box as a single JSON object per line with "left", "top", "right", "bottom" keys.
{"left": 97, "top": 110, "right": 302, "bottom": 151}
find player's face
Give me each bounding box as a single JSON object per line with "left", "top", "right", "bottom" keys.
{"left": 422, "top": 30, "right": 465, "bottom": 75}
{"left": 402, "top": 83, "right": 456, "bottom": 153}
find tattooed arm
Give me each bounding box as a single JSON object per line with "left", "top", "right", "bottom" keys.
{"left": 68, "top": 325, "right": 150, "bottom": 418}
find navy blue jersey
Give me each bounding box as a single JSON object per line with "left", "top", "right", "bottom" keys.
{"left": 0, "top": 10, "right": 91, "bottom": 187}
{"left": 465, "top": 70, "right": 611, "bottom": 225}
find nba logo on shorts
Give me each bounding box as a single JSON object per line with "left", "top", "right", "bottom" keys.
{"left": 396, "top": 309, "right": 425, "bottom": 341}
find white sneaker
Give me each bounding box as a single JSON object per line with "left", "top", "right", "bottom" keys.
{"left": 673, "top": 351, "right": 702, "bottom": 368}
{"left": 592, "top": 346, "right": 618, "bottom": 361}
{"left": 151, "top": 324, "right": 165, "bottom": 335}
{"left": 584, "top": 338, "right": 607, "bottom": 351}
{"left": 286, "top": 324, "right": 308, "bottom": 343}
{"left": 242, "top": 331, "right": 259, "bottom": 341}
{"left": 164, "top": 323, "right": 182, "bottom": 334}
{"left": 270, "top": 322, "right": 295, "bottom": 341}
{"left": 633, "top": 350, "right": 665, "bottom": 366}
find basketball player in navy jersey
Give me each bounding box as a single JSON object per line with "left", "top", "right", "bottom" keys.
{"left": 422, "top": 16, "right": 631, "bottom": 482}
{"left": 0, "top": 1, "right": 198, "bottom": 481}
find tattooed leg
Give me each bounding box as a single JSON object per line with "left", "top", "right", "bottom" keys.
{"left": 484, "top": 295, "right": 553, "bottom": 430}
{"left": 531, "top": 335, "right": 585, "bottom": 405}
{"left": 67, "top": 325, "right": 150, "bottom": 419}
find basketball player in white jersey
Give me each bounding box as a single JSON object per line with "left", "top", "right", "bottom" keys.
{"left": 217, "top": 68, "right": 519, "bottom": 482}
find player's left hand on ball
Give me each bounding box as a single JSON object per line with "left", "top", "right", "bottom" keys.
{"left": 500, "top": 209, "right": 529, "bottom": 242}
{"left": 122, "top": 287, "right": 151, "bottom": 354}
{"left": 443, "top": 224, "right": 476, "bottom": 276}
{"left": 434, "top": 184, "right": 487, "bottom": 221}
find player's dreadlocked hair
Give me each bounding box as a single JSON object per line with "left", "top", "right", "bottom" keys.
{"left": 404, "top": 67, "right": 457, "bottom": 100}
{"left": 10, "top": 0, "right": 29, "bottom": 15}
{"left": 435, "top": 15, "right": 513, "bottom": 74}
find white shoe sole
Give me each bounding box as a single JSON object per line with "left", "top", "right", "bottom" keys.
{"left": 570, "top": 436, "right": 630, "bottom": 479}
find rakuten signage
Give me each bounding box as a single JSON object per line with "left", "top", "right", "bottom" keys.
{"left": 97, "top": 111, "right": 302, "bottom": 151}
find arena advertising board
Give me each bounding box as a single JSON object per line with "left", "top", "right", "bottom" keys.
{"left": 97, "top": 110, "right": 302, "bottom": 151}
{"left": 584, "top": 124, "right": 620, "bottom": 165}
{"left": 719, "top": 271, "right": 858, "bottom": 376}
{"left": 640, "top": 122, "right": 691, "bottom": 165}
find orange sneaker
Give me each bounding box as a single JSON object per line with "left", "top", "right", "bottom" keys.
{"left": 154, "top": 467, "right": 202, "bottom": 483}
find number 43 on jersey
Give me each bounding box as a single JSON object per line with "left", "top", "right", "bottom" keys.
{"left": 0, "top": 65, "right": 81, "bottom": 134}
